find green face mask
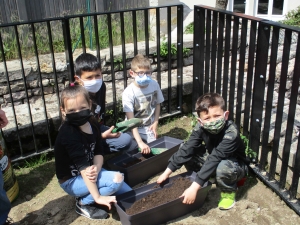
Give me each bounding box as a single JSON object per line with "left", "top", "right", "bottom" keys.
{"left": 202, "top": 117, "right": 226, "bottom": 134}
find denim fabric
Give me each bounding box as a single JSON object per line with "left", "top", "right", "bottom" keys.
{"left": 216, "top": 158, "right": 247, "bottom": 192}
{"left": 127, "top": 129, "right": 156, "bottom": 144}
{"left": 100, "top": 125, "right": 138, "bottom": 153}
{"left": 0, "top": 171, "right": 11, "bottom": 225}
{"left": 60, "top": 168, "right": 132, "bottom": 205}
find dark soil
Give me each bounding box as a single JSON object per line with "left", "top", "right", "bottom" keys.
{"left": 121, "top": 155, "right": 153, "bottom": 168}
{"left": 126, "top": 177, "right": 192, "bottom": 215}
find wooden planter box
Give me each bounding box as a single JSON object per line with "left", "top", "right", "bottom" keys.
{"left": 114, "top": 171, "right": 212, "bottom": 225}
{"left": 107, "top": 136, "right": 183, "bottom": 186}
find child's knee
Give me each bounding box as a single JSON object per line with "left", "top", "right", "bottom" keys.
{"left": 216, "top": 160, "right": 234, "bottom": 177}
{"left": 113, "top": 172, "right": 124, "bottom": 183}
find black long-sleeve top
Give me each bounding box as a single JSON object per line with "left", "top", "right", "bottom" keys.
{"left": 168, "top": 120, "right": 247, "bottom": 187}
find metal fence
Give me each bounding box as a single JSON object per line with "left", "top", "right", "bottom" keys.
{"left": 0, "top": 0, "right": 149, "bottom": 23}
{"left": 0, "top": 4, "right": 183, "bottom": 161}
{"left": 193, "top": 5, "right": 300, "bottom": 215}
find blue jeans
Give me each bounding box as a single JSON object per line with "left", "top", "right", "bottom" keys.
{"left": 0, "top": 171, "right": 11, "bottom": 225}
{"left": 60, "top": 168, "right": 132, "bottom": 205}
{"left": 100, "top": 125, "right": 138, "bottom": 154}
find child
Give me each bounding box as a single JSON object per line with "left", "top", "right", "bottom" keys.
{"left": 54, "top": 85, "right": 132, "bottom": 220}
{"left": 74, "top": 53, "right": 137, "bottom": 154}
{"left": 157, "top": 93, "right": 248, "bottom": 210}
{"left": 0, "top": 109, "right": 11, "bottom": 225}
{"left": 122, "top": 54, "right": 164, "bottom": 154}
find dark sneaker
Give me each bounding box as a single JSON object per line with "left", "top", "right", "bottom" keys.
{"left": 75, "top": 202, "right": 108, "bottom": 220}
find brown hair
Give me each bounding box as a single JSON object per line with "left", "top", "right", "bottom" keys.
{"left": 131, "top": 54, "right": 151, "bottom": 71}
{"left": 60, "top": 84, "right": 90, "bottom": 119}
{"left": 60, "top": 83, "right": 102, "bottom": 138}
{"left": 195, "top": 93, "right": 226, "bottom": 116}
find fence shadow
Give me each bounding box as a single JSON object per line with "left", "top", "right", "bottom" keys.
{"left": 11, "top": 159, "right": 56, "bottom": 208}
{"left": 159, "top": 127, "right": 189, "bottom": 141}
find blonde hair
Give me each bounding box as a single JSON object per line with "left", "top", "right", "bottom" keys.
{"left": 131, "top": 54, "right": 151, "bottom": 71}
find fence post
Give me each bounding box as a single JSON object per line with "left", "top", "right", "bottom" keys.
{"left": 192, "top": 6, "right": 205, "bottom": 110}
{"left": 62, "top": 18, "right": 74, "bottom": 82}
{"left": 249, "top": 21, "right": 270, "bottom": 159}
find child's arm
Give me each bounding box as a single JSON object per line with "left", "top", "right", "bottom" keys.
{"left": 148, "top": 104, "right": 160, "bottom": 138}
{"left": 80, "top": 168, "right": 116, "bottom": 209}
{"left": 85, "top": 155, "right": 104, "bottom": 182}
{"left": 126, "top": 111, "right": 151, "bottom": 154}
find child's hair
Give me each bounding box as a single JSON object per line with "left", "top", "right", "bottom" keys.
{"left": 60, "top": 84, "right": 90, "bottom": 114}
{"left": 195, "top": 93, "right": 226, "bottom": 116}
{"left": 131, "top": 54, "right": 151, "bottom": 71}
{"left": 74, "top": 53, "right": 101, "bottom": 76}
{"left": 60, "top": 84, "right": 101, "bottom": 137}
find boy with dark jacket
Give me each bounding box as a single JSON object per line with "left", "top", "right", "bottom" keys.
{"left": 74, "top": 53, "right": 137, "bottom": 154}
{"left": 157, "top": 93, "right": 248, "bottom": 210}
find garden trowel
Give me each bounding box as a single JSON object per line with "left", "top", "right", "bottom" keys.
{"left": 112, "top": 118, "right": 143, "bottom": 133}
{"left": 138, "top": 147, "right": 168, "bottom": 155}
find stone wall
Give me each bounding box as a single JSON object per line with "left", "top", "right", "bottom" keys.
{"left": 0, "top": 36, "right": 194, "bottom": 157}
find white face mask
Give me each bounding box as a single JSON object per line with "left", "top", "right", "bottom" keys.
{"left": 79, "top": 78, "right": 103, "bottom": 93}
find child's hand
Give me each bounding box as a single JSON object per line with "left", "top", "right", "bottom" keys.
{"left": 101, "top": 126, "right": 121, "bottom": 139}
{"left": 85, "top": 165, "right": 98, "bottom": 183}
{"left": 179, "top": 182, "right": 201, "bottom": 204}
{"left": 148, "top": 121, "right": 158, "bottom": 139}
{"left": 180, "top": 187, "right": 197, "bottom": 204}
{"left": 157, "top": 172, "right": 169, "bottom": 184}
{"left": 138, "top": 141, "right": 151, "bottom": 154}
{"left": 94, "top": 195, "right": 117, "bottom": 210}
{"left": 157, "top": 168, "right": 172, "bottom": 184}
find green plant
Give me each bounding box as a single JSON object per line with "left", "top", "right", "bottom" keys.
{"left": 184, "top": 22, "right": 194, "bottom": 34}
{"left": 281, "top": 6, "right": 300, "bottom": 27}
{"left": 156, "top": 41, "right": 191, "bottom": 58}
{"left": 0, "top": 11, "right": 146, "bottom": 61}
{"left": 21, "top": 153, "right": 49, "bottom": 169}
{"left": 114, "top": 56, "right": 124, "bottom": 70}
{"left": 240, "top": 134, "right": 257, "bottom": 159}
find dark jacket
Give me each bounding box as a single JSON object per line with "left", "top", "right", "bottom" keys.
{"left": 168, "top": 120, "right": 246, "bottom": 187}
{"left": 89, "top": 83, "right": 106, "bottom": 124}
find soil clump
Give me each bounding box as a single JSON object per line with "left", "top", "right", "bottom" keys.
{"left": 126, "top": 177, "right": 192, "bottom": 215}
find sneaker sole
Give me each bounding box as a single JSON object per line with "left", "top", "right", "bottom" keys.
{"left": 75, "top": 206, "right": 109, "bottom": 220}
{"left": 219, "top": 201, "right": 236, "bottom": 210}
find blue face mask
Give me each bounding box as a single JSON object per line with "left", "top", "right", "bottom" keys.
{"left": 135, "top": 75, "right": 152, "bottom": 86}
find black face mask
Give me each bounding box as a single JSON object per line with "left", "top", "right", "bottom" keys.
{"left": 65, "top": 109, "right": 92, "bottom": 126}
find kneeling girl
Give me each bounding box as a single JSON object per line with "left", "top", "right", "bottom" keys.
{"left": 54, "top": 84, "right": 131, "bottom": 220}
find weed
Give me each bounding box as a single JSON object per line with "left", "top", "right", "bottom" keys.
{"left": 155, "top": 40, "right": 190, "bottom": 58}
{"left": 240, "top": 134, "right": 257, "bottom": 159}
{"left": 105, "top": 99, "right": 124, "bottom": 126}
{"left": 184, "top": 22, "right": 194, "bottom": 34}
{"left": 20, "top": 153, "right": 50, "bottom": 169}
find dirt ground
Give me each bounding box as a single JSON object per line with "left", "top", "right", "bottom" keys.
{"left": 8, "top": 116, "right": 300, "bottom": 224}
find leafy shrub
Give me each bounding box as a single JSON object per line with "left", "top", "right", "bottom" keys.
{"left": 184, "top": 22, "right": 194, "bottom": 34}
{"left": 281, "top": 6, "right": 300, "bottom": 27}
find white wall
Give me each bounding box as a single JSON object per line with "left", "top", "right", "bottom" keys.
{"left": 285, "top": 0, "right": 300, "bottom": 15}
{"left": 149, "top": 0, "right": 215, "bottom": 9}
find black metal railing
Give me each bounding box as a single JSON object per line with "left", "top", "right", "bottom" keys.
{"left": 193, "top": 5, "right": 300, "bottom": 215}
{"left": 0, "top": 4, "right": 183, "bottom": 161}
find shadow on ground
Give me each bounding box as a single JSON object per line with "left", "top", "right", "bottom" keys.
{"left": 12, "top": 159, "right": 56, "bottom": 208}
{"left": 16, "top": 195, "right": 79, "bottom": 225}
{"left": 159, "top": 127, "right": 190, "bottom": 141}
